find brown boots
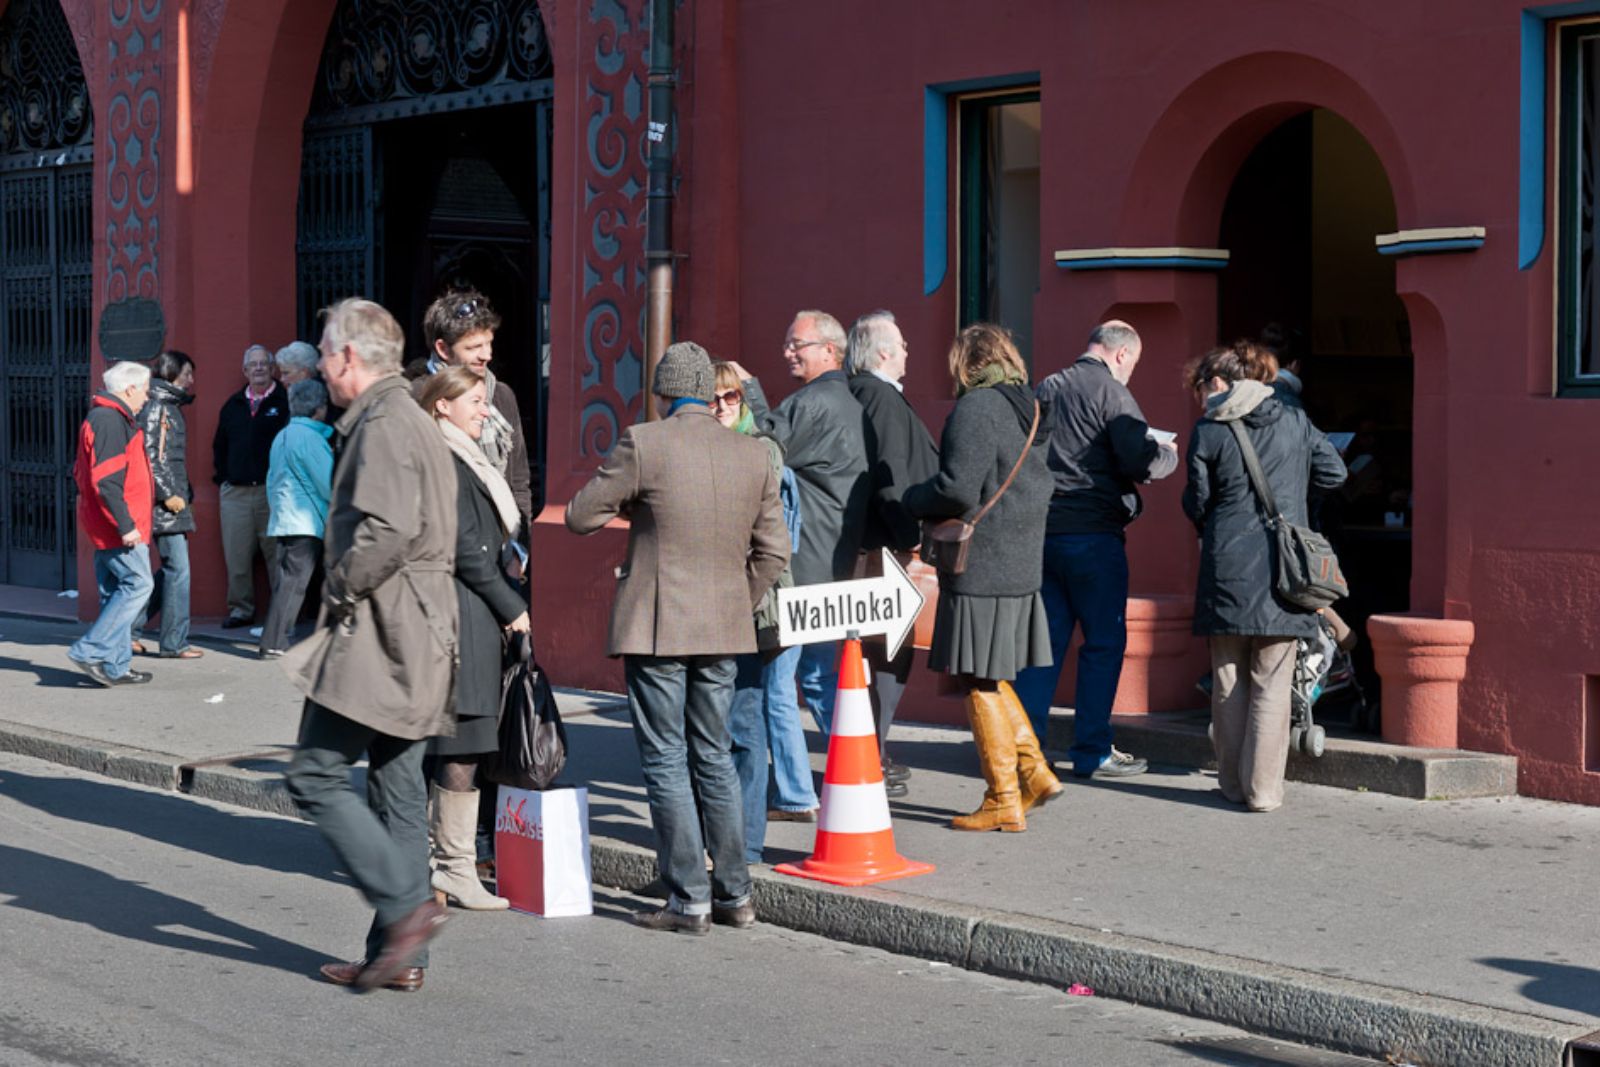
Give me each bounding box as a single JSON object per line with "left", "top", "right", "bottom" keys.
{"left": 951, "top": 684, "right": 1062, "bottom": 832}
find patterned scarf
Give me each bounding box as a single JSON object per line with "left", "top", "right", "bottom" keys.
{"left": 438, "top": 417, "right": 522, "bottom": 539}
{"left": 477, "top": 368, "right": 516, "bottom": 475}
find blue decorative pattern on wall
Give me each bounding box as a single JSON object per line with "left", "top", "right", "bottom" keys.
{"left": 103, "top": 0, "right": 164, "bottom": 307}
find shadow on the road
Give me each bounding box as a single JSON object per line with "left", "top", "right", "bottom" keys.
{"left": 0, "top": 843, "right": 329, "bottom": 978}
{"left": 0, "top": 767, "right": 345, "bottom": 883}
{"left": 1158, "top": 1034, "right": 1375, "bottom": 1066}
{"left": 1074, "top": 777, "right": 1245, "bottom": 812}
{"left": 0, "top": 653, "right": 102, "bottom": 689}
{"left": 1478, "top": 957, "right": 1600, "bottom": 1019}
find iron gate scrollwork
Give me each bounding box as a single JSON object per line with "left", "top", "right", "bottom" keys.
{"left": 0, "top": 0, "right": 93, "bottom": 590}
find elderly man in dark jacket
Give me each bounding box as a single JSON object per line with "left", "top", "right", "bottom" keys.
{"left": 1012, "top": 321, "right": 1179, "bottom": 779}
{"left": 135, "top": 350, "right": 202, "bottom": 659}
{"left": 845, "top": 310, "right": 938, "bottom": 794}
{"left": 567, "top": 342, "right": 789, "bottom": 934}
{"left": 212, "top": 344, "right": 289, "bottom": 627}
{"left": 743, "top": 310, "right": 869, "bottom": 737}
{"left": 283, "top": 298, "right": 458, "bottom": 994}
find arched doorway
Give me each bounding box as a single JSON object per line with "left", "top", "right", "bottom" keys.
{"left": 296, "top": 0, "right": 552, "bottom": 502}
{"left": 1217, "top": 107, "right": 1412, "bottom": 714}
{"left": 0, "top": 0, "right": 93, "bottom": 590}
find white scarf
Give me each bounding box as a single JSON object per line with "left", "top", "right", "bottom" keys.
{"left": 437, "top": 417, "right": 522, "bottom": 538}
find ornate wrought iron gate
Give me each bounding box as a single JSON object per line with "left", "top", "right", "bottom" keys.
{"left": 0, "top": 0, "right": 94, "bottom": 590}
{"left": 296, "top": 127, "right": 379, "bottom": 338}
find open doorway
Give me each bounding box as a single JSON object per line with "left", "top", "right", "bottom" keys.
{"left": 1217, "top": 108, "right": 1412, "bottom": 722}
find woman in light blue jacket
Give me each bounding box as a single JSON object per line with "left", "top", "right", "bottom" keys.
{"left": 259, "top": 379, "right": 334, "bottom": 658}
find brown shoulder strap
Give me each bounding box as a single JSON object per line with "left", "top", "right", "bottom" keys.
{"left": 970, "top": 400, "right": 1040, "bottom": 529}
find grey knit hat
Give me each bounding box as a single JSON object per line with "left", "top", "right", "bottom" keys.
{"left": 653, "top": 341, "right": 714, "bottom": 403}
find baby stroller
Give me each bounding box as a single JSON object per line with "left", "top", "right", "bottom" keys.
{"left": 1288, "top": 608, "right": 1365, "bottom": 758}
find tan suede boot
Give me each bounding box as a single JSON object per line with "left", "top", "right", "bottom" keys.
{"left": 951, "top": 688, "right": 1026, "bottom": 832}
{"left": 999, "top": 681, "right": 1064, "bottom": 813}
{"left": 430, "top": 787, "right": 510, "bottom": 910}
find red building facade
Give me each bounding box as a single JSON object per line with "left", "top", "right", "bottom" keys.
{"left": 4, "top": 0, "right": 1599, "bottom": 803}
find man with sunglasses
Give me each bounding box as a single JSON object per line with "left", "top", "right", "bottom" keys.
{"left": 740, "top": 311, "right": 869, "bottom": 773}
{"left": 409, "top": 290, "right": 534, "bottom": 542}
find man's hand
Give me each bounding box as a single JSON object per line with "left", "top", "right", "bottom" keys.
{"left": 120, "top": 529, "right": 143, "bottom": 547}
{"left": 164, "top": 496, "right": 187, "bottom": 513}
{"left": 505, "top": 611, "right": 531, "bottom": 634}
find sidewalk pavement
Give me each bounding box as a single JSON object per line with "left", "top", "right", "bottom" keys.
{"left": 1, "top": 610, "right": 1597, "bottom": 1066}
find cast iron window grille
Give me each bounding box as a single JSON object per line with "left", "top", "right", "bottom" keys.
{"left": 0, "top": 0, "right": 92, "bottom": 162}
{"left": 1558, "top": 19, "right": 1600, "bottom": 396}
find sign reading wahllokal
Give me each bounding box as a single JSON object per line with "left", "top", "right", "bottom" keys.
{"left": 777, "top": 549, "right": 926, "bottom": 659}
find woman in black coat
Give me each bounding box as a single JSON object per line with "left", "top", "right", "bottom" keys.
{"left": 1181, "top": 341, "right": 1346, "bottom": 813}
{"left": 903, "top": 324, "right": 1061, "bottom": 833}
{"left": 417, "top": 367, "right": 530, "bottom": 909}
{"left": 136, "top": 350, "right": 202, "bottom": 659}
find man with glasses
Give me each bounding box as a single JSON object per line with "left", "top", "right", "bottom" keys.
{"left": 740, "top": 311, "right": 869, "bottom": 793}
{"left": 212, "top": 343, "right": 289, "bottom": 628}
{"left": 845, "top": 310, "right": 939, "bottom": 797}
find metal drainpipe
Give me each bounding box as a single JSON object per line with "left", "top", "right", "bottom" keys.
{"left": 643, "top": 0, "right": 676, "bottom": 422}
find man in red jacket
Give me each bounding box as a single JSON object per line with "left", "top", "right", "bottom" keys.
{"left": 68, "top": 360, "right": 157, "bottom": 686}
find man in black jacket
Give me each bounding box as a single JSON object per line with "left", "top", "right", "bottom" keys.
{"left": 212, "top": 344, "right": 289, "bottom": 627}
{"left": 846, "top": 310, "right": 938, "bottom": 795}
{"left": 1013, "top": 321, "right": 1178, "bottom": 778}
{"left": 744, "top": 310, "right": 870, "bottom": 741}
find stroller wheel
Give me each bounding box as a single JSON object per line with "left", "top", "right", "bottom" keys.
{"left": 1304, "top": 724, "right": 1326, "bottom": 758}
{"left": 1289, "top": 725, "right": 1305, "bottom": 754}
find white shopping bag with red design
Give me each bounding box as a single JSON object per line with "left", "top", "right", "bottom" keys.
{"left": 495, "top": 786, "right": 592, "bottom": 917}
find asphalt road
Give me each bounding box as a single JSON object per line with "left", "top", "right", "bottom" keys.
{"left": 0, "top": 751, "right": 1376, "bottom": 1067}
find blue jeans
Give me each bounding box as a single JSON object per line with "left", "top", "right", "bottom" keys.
{"left": 797, "top": 641, "right": 839, "bottom": 736}
{"left": 69, "top": 544, "right": 153, "bottom": 679}
{"left": 1012, "top": 532, "right": 1130, "bottom": 774}
{"left": 284, "top": 700, "right": 432, "bottom": 967}
{"left": 624, "top": 654, "right": 751, "bottom": 916}
{"left": 729, "top": 645, "right": 817, "bottom": 862}
{"left": 138, "top": 533, "right": 192, "bottom": 655}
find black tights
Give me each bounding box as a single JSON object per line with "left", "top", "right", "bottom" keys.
{"left": 436, "top": 757, "right": 477, "bottom": 793}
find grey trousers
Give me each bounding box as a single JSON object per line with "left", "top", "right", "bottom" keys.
{"left": 284, "top": 700, "right": 433, "bottom": 966}
{"left": 219, "top": 483, "right": 275, "bottom": 618}
{"left": 1209, "top": 635, "right": 1297, "bottom": 812}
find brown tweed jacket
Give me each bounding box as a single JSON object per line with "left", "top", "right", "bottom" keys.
{"left": 565, "top": 405, "right": 790, "bottom": 657}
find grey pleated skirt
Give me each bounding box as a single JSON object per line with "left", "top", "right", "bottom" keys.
{"left": 927, "top": 590, "right": 1053, "bottom": 681}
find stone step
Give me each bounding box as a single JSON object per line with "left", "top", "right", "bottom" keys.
{"left": 1047, "top": 708, "right": 1517, "bottom": 800}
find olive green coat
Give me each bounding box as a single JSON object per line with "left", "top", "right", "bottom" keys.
{"left": 284, "top": 375, "right": 460, "bottom": 740}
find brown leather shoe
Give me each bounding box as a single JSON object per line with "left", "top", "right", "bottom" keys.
{"left": 767, "top": 808, "right": 817, "bottom": 823}
{"left": 319, "top": 960, "right": 424, "bottom": 992}
{"left": 712, "top": 901, "right": 756, "bottom": 929}
{"left": 631, "top": 905, "right": 710, "bottom": 935}
{"left": 358, "top": 900, "right": 448, "bottom": 991}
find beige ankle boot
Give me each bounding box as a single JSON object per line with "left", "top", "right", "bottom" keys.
{"left": 998, "top": 681, "right": 1063, "bottom": 813}
{"left": 430, "top": 787, "right": 509, "bottom": 910}
{"left": 951, "top": 688, "right": 1025, "bottom": 832}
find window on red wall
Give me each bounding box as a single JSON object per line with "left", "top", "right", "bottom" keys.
{"left": 958, "top": 91, "right": 1041, "bottom": 365}
{"left": 1558, "top": 20, "right": 1600, "bottom": 395}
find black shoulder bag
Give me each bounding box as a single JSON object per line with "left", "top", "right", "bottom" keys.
{"left": 482, "top": 633, "right": 568, "bottom": 791}
{"left": 1226, "top": 421, "right": 1349, "bottom": 611}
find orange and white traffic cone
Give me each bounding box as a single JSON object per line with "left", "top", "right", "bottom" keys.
{"left": 776, "top": 637, "right": 935, "bottom": 887}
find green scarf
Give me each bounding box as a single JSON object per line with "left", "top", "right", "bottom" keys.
{"left": 959, "top": 362, "right": 1029, "bottom": 396}
{"left": 733, "top": 405, "right": 756, "bottom": 435}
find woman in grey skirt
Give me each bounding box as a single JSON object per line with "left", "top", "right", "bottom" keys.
{"left": 903, "top": 324, "right": 1062, "bottom": 832}
{"left": 417, "top": 367, "right": 531, "bottom": 908}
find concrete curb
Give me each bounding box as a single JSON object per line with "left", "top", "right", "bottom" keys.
{"left": 0, "top": 716, "right": 1583, "bottom": 1067}
{"left": 1049, "top": 711, "right": 1519, "bottom": 800}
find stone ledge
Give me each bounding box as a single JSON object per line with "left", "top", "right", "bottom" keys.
{"left": 1047, "top": 710, "right": 1518, "bottom": 800}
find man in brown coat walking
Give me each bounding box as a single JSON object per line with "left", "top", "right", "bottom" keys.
{"left": 283, "top": 298, "right": 459, "bottom": 992}
{"left": 566, "top": 342, "right": 789, "bottom": 934}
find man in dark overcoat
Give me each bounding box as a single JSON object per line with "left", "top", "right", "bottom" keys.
{"left": 283, "top": 298, "right": 459, "bottom": 993}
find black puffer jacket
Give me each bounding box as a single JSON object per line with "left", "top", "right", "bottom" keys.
{"left": 1181, "top": 381, "right": 1346, "bottom": 638}
{"left": 138, "top": 378, "right": 196, "bottom": 535}
{"left": 903, "top": 382, "right": 1051, "bottom": 598}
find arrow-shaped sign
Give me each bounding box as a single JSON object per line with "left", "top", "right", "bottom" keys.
{"left": 776, "top": 549, "right": 926, "bottom": 659}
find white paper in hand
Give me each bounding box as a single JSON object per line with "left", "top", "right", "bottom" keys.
{"left": 1147, "top": 428, "right": 1177, "bottom": 447}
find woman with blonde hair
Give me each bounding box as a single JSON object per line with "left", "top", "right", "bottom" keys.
{"left": 415, "top": 366, "right": 531, "bottom": 907}
{"left": 903, "top": 324, "right": 1061, "bottom": 832}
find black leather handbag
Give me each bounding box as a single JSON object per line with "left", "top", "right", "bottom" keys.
{"left": 482, "top": 633, "right": 567, "bottom": 791}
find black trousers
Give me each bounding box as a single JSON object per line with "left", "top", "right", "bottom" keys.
{"left": 260, "top": 535, "right": 321, "bottom": 654}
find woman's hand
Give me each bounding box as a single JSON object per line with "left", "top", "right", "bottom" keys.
{"left": 726, "top": 361, "right": 754, "bottom": 382}
{"left": 505, "top": 611, "right": 531, "bottom": 634}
